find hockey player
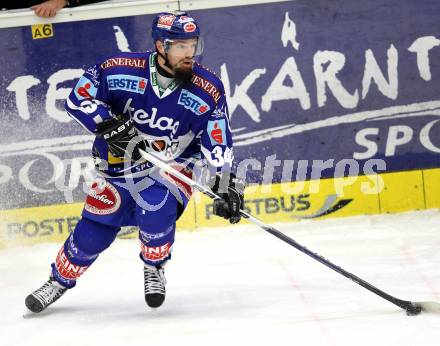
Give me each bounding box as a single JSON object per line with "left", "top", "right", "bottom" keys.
{"left": 25, "top": 11, "right": 244, "bottom": 313}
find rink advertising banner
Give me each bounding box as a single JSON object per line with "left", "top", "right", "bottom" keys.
{"left": 1, "top": 0, "right": 440, "bottom": 212}
{"left": 2, "top": 167, "right": 440, "bottom": 249}
{"left": 0, "top": 200, "right": 196, "bottom": 249}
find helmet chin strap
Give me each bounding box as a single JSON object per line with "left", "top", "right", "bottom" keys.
{"left": 156, "top": 50, "right": 174, "bottom": 74}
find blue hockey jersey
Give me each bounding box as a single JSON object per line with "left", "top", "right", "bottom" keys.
{"left": 65, "top": 51, "right": 233, "bottom": 176}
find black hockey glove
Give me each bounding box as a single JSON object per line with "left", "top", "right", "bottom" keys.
{"left": 96, "top": 114, "right": 146, "bottom": 162}
{"left": 212, "top": 172, "right": 245, "bottom": 224}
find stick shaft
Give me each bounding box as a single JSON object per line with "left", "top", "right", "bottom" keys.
{"left": 140, "top": 149, "right": 416, "bottom": 312}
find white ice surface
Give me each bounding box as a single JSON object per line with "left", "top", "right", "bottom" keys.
{"left": 2, "top": 210, "right": 440, "bottom": 346}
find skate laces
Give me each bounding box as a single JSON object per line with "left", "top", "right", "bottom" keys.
{"left": 144, "top": 265, "right": 166, "bottom": 294}
{"left": 33, "top": 280, "right": 66, "bottom": 304}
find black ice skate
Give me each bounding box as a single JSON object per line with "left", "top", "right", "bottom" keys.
{"left": 25, "top": 278, "right": 67, "bottom": 313}
{"left": 144, "top": 264, "right": 166, "bottom": 308}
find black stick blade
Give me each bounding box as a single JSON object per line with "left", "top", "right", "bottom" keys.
{"left": 405, "top": 303, "right": 422, "bottom": 316}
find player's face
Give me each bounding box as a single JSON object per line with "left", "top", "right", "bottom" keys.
{"left": 165, "top": 38, "right": 198, "bottom": 69}
{"left": 156, "top": 38, "right": 198, "bottom": 83}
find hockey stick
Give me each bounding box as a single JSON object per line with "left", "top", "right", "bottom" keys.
{"left": 139, "top": 149, "right": 440, "bottom": 315}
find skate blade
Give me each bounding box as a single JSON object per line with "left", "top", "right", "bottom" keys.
{"left": 22, "top": 308, "right": 38, "bottom": 319}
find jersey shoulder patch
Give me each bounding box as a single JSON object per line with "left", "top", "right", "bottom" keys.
{"left": 191, "top": 63, "right": 224, "bottom": 105}
{"left": 100, "top": 52, "right": 148, "bottom": 71}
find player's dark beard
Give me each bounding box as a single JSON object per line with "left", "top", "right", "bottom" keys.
{"left": 173, "top": 65, "right": 193, "bottom": 84}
